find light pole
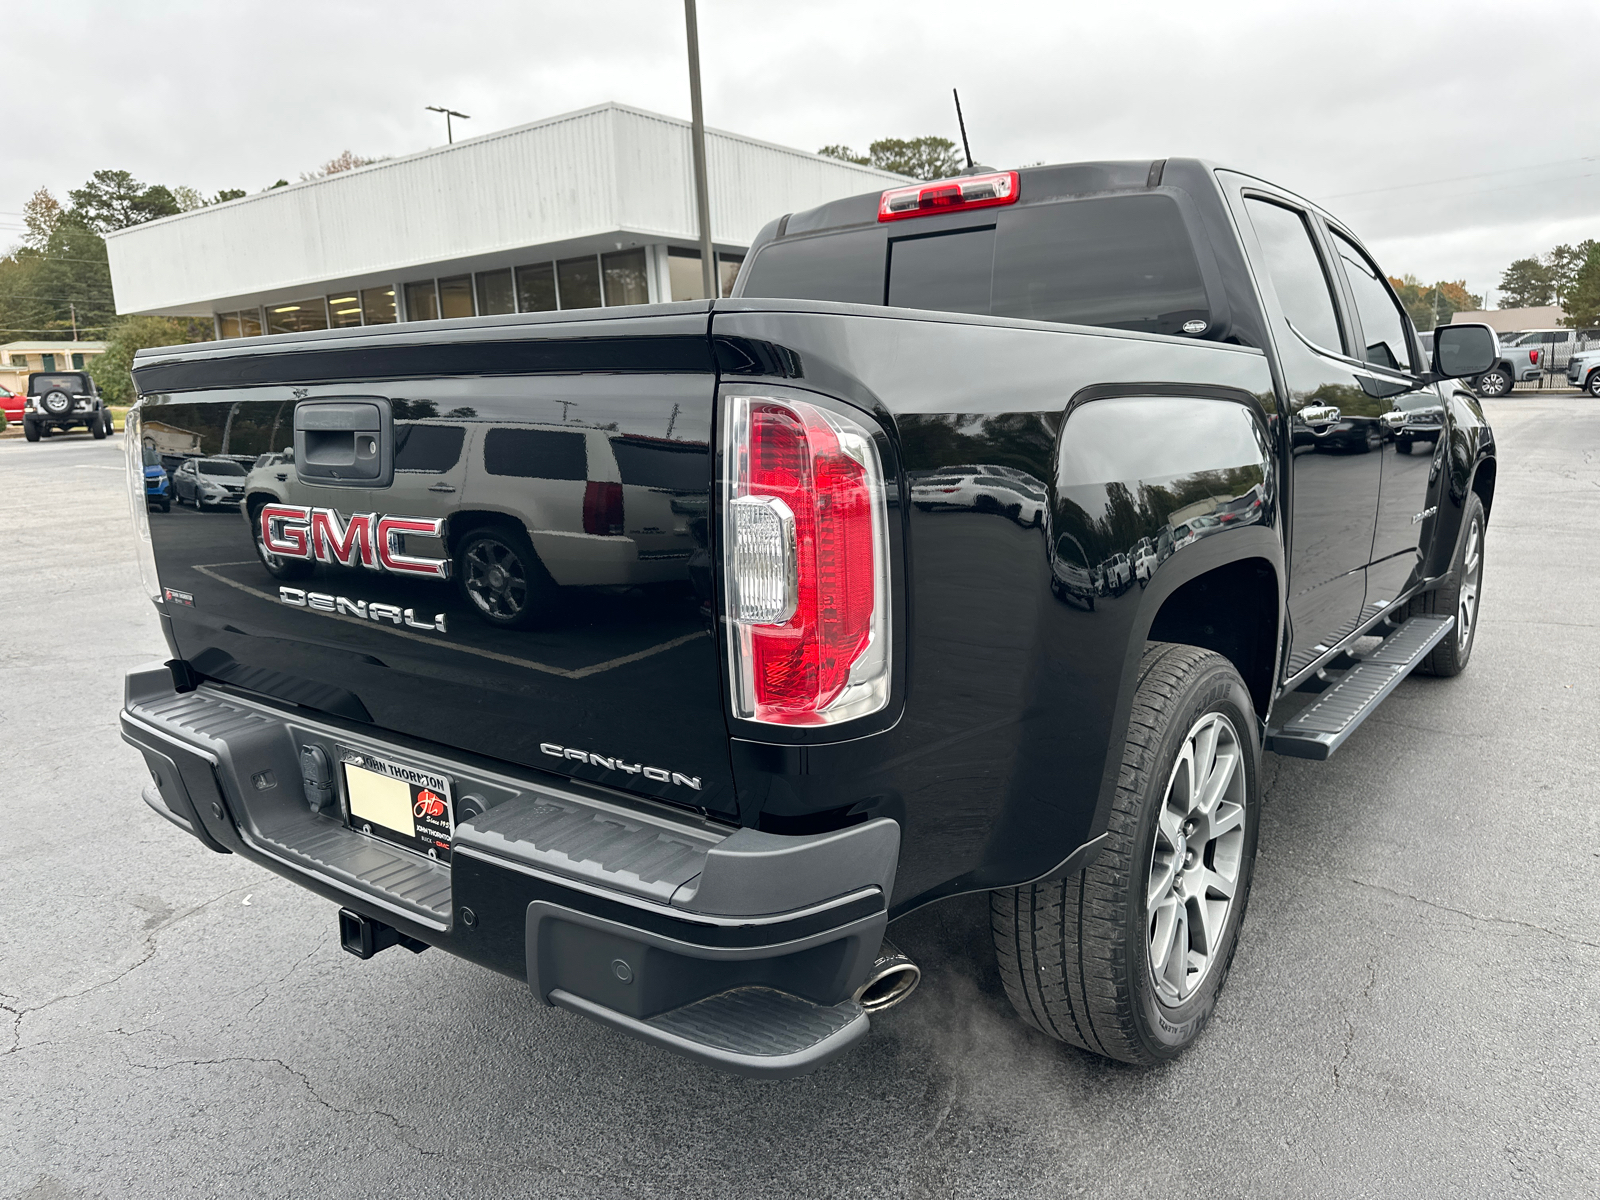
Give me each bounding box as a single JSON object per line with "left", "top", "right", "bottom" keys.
{"left": 425, "top": 105, "right": 471, "bottom": 145}
{"left": 684, "top": 0, "right": 717, "bottom": 300}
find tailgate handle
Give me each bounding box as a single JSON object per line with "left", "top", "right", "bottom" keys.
{"left": 293, "top": 397, "right": 393, "bottom": 488}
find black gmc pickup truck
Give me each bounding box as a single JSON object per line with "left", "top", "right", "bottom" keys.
{"left": 120, "top": 159, "right": 1498, "bottom": 1077}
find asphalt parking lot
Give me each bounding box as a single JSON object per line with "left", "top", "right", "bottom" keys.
{"left": 2, "top": 395, "right": 1597, "bottom": 1200}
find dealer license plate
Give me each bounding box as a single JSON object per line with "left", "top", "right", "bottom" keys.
{"left": 341, "top": 751, "right": 454, "bottom": 862}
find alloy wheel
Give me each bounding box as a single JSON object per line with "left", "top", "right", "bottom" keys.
{"left": 1476, "top": 371, "right": 1508, "bottom": 397}
{"left": 1458, "top": 518, "right": 1482, "bottom": 652}
{"left": 1146, "top": 712, "right": 1248, "bottom": 1007}
{"left": 463, "top": 538, "right": 528, "bottom": 620}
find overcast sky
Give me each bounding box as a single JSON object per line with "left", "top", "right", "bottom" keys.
{"left": 4, "top": 0, "right": 1596, "bottom": 306}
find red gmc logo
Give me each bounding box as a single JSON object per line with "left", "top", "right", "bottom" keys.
{"left": 259, "top": 505, "right": 450, "bottom": 579}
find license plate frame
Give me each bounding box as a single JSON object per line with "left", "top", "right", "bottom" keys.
{"left": 340, "top": 750, "right": 455, "bottom": 863}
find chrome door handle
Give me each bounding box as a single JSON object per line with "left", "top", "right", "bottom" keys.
{"left": 1379, "top": 410, "right": 1408, "bottom": 429}
{"left": 427, "top": 482, "right": 457, "bottom": 493}
{"left": 1300, "top": 405, "right": 1340, "bottom": 426}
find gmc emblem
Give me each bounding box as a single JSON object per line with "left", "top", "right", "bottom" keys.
{"left": 259, "top": 505, "right": 450, "bottom": 579}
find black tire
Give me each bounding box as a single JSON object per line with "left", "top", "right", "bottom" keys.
{"left": 40, "top": 389, "right": 72, "bottom": 417}
{"left": 250, "top": 501, "right": 315, "bottom": 580}
{"left": 991, "top": 643, "right": 1260, "bottom": 1064}
{"left": 454, "top": 526, "right": 556, "bottom": 629}
{"left": 1588, "top": 371, "right": 1600, "bottom": 398}
{"left": 156, "top": 500, "right": 170, "bottom": 513}
{"left": 91, "top": 414, "right": 107, "bottom": 439}
{"left": 23, "top": 422, "right": 40, "bottom": 443}
{"left": 1404, "top": 491, "right": 1485, "bottom": 678}
{"left": 1396, "top": 436, "right": 1414, "bottom": 455}
{"left": 1474, "top": 367, "right": 1511, "bottom": 398}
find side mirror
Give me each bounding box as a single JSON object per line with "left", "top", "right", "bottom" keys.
{"left": 1433, "top": 323, "right": 1498, "bottom": 380}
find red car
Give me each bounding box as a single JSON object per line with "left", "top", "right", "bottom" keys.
{"left": 0, "top": 384, "right": 22, "bottom": 425}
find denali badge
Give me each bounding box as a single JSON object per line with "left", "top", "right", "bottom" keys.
{"left": 279, "top": 586, "right": 447, "bottom": 632}
{"left": 1412, "top": 506, "right": 1438, "bottom": 524}
{"left": 259, "top": 504, "right": 450, "bottom": 579}
{"left": 539, "top": 742, "right": 702, "bottom": 791}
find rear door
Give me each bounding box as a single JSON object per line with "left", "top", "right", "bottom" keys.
{"left": 136, "top": 311, "right": 734, "bottom": 815}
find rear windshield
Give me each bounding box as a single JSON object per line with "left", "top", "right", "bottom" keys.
{"left": 30, "top": 373, "right": 89, "bottom": 394}
{"left": 742, "top": 193, "right": 1211, "bottom": 338}
{"left": 198, "top": 459, "right": 246, "bottom": 476}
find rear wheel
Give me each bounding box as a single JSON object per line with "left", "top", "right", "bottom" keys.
{"left": 991, "top": 643, "right": 1260, "bottom": 1064}
{"left": 1405, "top": 492, "right": 1485, "bottom": 677}
{"left": 91, "top": 414, "right": 107, "bottom": 439}
{"left": 250, "top": 500, "right": 315, "bottom": 580}
{"left": 1588, "top": 371, "right": 1600, "bottom": 398}
{"left": 23, "top": 422, "right": 39, "bottom": 442}
{"left": 455, "top": 527, "right": 555, "bottom": 629}
{"left": 1396, "top": 436, "right": 1414, "bottom": 455}
{"left": 1474, "top": 367, "right": 1511, "bottom": 398}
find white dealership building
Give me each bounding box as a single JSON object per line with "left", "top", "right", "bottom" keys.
{"left": 104, "top": 103, "right": 903, "bottom": 339}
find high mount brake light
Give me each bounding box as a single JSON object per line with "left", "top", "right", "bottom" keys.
{"left": 878, "top": 170, "right": 1019, "bottom": 222}
{"left": 722, "top": 392, "right": 891, "bottom": 726}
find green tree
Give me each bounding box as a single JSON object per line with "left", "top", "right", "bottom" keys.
{"left": 22, "top": 187, "right": 62, "bottom": 249}
{"left": 1497, "top": 257, "right": 1555, "bottom": 308}
{"left": 1387, "top": 274, "right": 1483, "bottom": 331}
{"left": 1560, "top": 244, "right": 1600, "bottom": 330}
{"left": 66, "top": 169, "right": 181, "bottom": 232}
{"left": 820, "top": 136, "right": 965, "bottom": 180}
{"left": 213, "top": 188, "right": 247, "bottom": 204}
{"left": 1547, "top": 240, "right": 1598, "bottom": 308}
{"left": 89, "top": 315, "right": 214, "bottom": 404}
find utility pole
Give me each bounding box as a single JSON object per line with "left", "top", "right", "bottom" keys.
{"left": 69, "top": 302, "right": 78, "bottom": 341}
{"left": 684, "top": 0, "right": 717, "bottom": 300}
{"left": 425, "top": 105, "right": 471, "bottom": 145}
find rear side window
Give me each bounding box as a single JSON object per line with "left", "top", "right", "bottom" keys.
{"left": 610, "top": 437, "right": 709, "bottom": 491}
{"left": 989, "top": 195, "right": 1209, "bottom": 336}
{"left": 394, "top": 424, "right": 465, "bottom": 473}
{"left": 1243, "top": 198, "right": 1344, "bottom": 354}
{"left": 483, "top": 428, "right": 587, "bottom": 480}
{"left": 740, "top": 227, "right": 888, "bottom": 307}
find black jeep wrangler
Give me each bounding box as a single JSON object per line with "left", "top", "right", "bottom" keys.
{"left": 24, "top": 371, "right": 112, "bottom": 441}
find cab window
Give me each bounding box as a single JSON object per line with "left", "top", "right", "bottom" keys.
{"left": 1242, "top": 198, "right": 1344, "bottom": 354}
{"left": 1331, "top": 230, "right": 1413, "bottom": 374}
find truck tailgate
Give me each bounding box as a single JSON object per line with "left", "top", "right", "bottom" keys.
{"left": 132, "top": 309, "right": 735, "bottom": 815}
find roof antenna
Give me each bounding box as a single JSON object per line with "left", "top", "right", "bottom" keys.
{"left": 952, "top": 88, "right": 975, "bottom": 170}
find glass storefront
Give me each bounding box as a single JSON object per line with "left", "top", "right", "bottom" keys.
{"left": 360, "top": 286, "right": 397, "bottom": 324}
{"left": 516, "top": 262, "right": 557, "bottom": 312}
{"left": 667, "top": 247, "right": 743, "bottom": 300}
{"left": 327, "top": 292, "right": 363, "bottom": 329}
{"left": 557, "top": 256, "right": 602, "bottom": 310}
{"left": 438, "top": 275, "right": 474, "bottom": 320}
{"left": 404, "top": 280, "right": 439, "bottom": 322}
{"left": 602, "top": 248, "right": 649, "bottom": 307}
{"left": 475, "top": 269, "right": 515, "bottom": 316}
{"left": 266, "top": 298, "right": 329, "bottom": 335}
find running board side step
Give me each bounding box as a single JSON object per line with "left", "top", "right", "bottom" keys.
{"left": 551, "top": 986, "right": 869, "bottom": 1079}
{"left": 1266, "top": 615, "right": 1455, "bottom": 760}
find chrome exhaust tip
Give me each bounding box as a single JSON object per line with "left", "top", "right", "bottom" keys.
{"left": 853, "top": 938, "right": 922, "bottom": 1013}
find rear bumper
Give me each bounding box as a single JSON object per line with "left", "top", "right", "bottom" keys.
{"left": 120, "top": 663, "right": 897, "bottom": 1077}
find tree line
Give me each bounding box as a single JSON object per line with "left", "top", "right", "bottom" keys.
{"left": 1, "top": 154, "right": 382, "bottom": 402}
{"left": 1495, "top": 241, "right": 1600, "bottom": 328}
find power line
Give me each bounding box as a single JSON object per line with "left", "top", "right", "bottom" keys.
{"left": 1319, "top": 154, "right": 1599, "bottom": 201}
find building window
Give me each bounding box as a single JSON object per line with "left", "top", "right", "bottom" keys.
{"left": 516, "top": 263, "right": 557, "bottom": 312}
{"left": 557, "top": 256, "right": 602, "bottom": 310}
{"left": 71, "top": 353, "right": 85, "bottom": 369}
{"left": 718, "top": 252, "right": 744, "bottom": 299}
{"left": 438, "top": 275, "right": 474, "bottom": 319}
{"left": 266, "top": 298, "right": 330, "bottom": 335}
{"left": 240, "top": 309, "right": 264, "bottom": 337}
{"left": 10, "top": 354, "right": 27, "bottom": 367}
{"left": 668, "top": 247, "right": 744, "bottom": 300}
{"left": 41, "top": 353, "right": 56, "bottom": 370}
{"left": 219, "top": 313, "right": 242, "bottom": 339}
{"left": 475, "top": 269, "right": 514, "bottom": 316}
{"left": 327, "top": 292, "right": 363, "bottom": 329}
{"left": 361, "top": 287, "right": 397, "bottom": 324}
{"left": 404, "top": 280, "right": 439, "bottom": 322}
{"left": 602, "top": 249, "right": 648, "bottom": 307}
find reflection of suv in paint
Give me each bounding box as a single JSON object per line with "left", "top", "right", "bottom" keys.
{"left": 174, "top": 457, "right": 250, "bottom": 509}
{"left": 243, "top": 418, "right": 706, "bottom": 628}
{"left": 124, "top": 158, "right": 1500, "bottom": 1082}
{"left": 908, "top": 464, "right": 1046, "bottom": 525}
{"left": 23, "top": 371, "right": 111, "bottom": 441}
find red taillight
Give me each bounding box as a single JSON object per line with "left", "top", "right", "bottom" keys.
{"left": 878, "top": 171, "right": 1019, "bottom": 222}
{"left": 723, "top": 392, "right": 890, "bottom": 726}
{"left": 1529, "top": 349, "right": 1540, "bottom": 365}
{"left": 582, "top": 480, "right": 624, "bottom": 536}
